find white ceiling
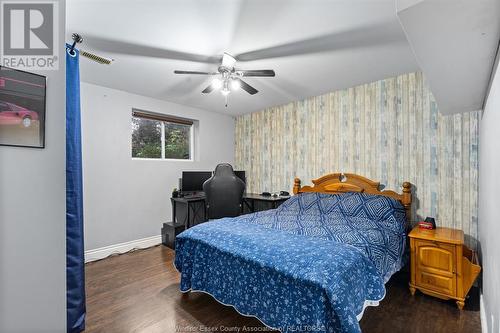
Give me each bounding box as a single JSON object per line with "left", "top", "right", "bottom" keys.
{"left": 397, "top": 0, "right": 500, "bottom": 114}
{"left": 66, "top": 0, "right": 420, "bottom": 115}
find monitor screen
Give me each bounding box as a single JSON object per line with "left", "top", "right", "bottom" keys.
{"left": 235, "top": 170, "right": 246, "bottom": 183}
{"left": 181, "top": 171, "right": 212, "bottom": 192}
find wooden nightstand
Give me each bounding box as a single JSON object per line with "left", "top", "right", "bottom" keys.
{"left": 408, "top": 226, "right": 481, "bottom": 309}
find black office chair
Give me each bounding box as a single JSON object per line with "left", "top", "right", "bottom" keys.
{"left": 203, "top": 163, "right": 245, "bottom": 219}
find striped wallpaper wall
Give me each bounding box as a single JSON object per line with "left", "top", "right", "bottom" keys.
{"left": 235, "top": 72, "right": 480, "bottom": 247}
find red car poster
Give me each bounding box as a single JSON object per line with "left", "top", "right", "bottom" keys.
{"left": 0, "top": 66, "right": 46, "bottom": 148}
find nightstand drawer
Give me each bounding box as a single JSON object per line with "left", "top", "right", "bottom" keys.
{"left": 416, "top": 270, "right": 456, "bottom": 296}
{"left": 415, "top": 239, "right": 456, "bottom": 275}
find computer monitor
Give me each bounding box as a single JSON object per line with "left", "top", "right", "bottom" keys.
{"left": 181, "top": 171, "right": 212, "bottom": 192}
{"left": 234, "top": 170, "right": 246, "bottom": 184}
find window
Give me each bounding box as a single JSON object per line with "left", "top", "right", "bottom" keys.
{"left": 131, "top": 109, "right": 193, "bottom": 160}
{"left": 131, "top": 116, "right": 162, "bottom": 158}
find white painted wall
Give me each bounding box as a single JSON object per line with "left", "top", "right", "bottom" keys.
{"left": 0, "top": 1, "right": 66, "bottom": 331}
{"left": 479, "top": 51, "right": 500, "bottom": 333}
{"left": 81, "top": 83, "right": 235, "bottom": 250}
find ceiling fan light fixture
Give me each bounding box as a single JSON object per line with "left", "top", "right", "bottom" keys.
{"left": 230, "top": 79, "right": 240, "bottom": 91}
{"left": 174, "top": 52, "right": 271, "bottom": 102}
{"left": 211, "top": 78, "right": 222, "bottom": 89}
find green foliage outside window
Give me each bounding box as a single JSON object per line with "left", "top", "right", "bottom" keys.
{"left": 132, "top": 117, "right": 161, "bottom": 158}
{"left": 165, "top": 122, "right": 190, "bottom": 159}
{"left": 132, "top": 115, "right": 191, "bottom": 160}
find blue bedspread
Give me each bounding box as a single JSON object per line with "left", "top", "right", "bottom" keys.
{"left": 175, "top": 192, "right": 407, "bottom": 333}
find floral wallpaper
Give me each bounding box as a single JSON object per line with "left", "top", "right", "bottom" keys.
{"left": 235, "top": 72, "right": 479, "bottom": 247}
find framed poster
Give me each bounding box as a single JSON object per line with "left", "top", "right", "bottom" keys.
{"left": 0, "top": 66, "right": 47, "bottom": 148}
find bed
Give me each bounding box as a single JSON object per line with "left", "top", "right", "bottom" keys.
{"left": 174, "top": 173, "right": 412, "bottom": 333}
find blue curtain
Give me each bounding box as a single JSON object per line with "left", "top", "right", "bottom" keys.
{"left": 66, "top": 44, "right": 86, "bottom": 333}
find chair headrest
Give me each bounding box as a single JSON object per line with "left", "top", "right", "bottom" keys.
{"left": 213, "top": 163, "right": 235, "bottom": 177}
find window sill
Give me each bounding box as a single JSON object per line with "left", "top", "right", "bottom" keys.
{"left": 131, "top": 157, "right": 194, "bottom": 162}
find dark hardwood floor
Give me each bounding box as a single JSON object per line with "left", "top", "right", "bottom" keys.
{"left": 84, "top": 245, "right": 481, "bottom": 333}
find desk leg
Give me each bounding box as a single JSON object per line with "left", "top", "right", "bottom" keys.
{"left": 242, "top": 199, "right": 249, "bottom": 213}
{"left": 172, "top": 200, "right": 177, "bottom": 224}
{"left": 186, "top": 203, "right": 190, "bottom": 230}
{"left": 204, "top": 202, "right": 208, "bottom": 221}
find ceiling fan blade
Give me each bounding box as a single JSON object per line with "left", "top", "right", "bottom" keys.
{"left": 202, "top": 85, "right": 214, "bottom": 94}
{"left": 174, "top": 70, "right": 217, "bottom": 75}
{"left": 221, "top": 52, "right": 236, "bottom": 68}
{"left": 235, "top": 21, "right": 404, "bottom": 62}
{"left": 79, "top": 35, "right": 221, "bottom": 63}
{"left": 237, "top": 79, "right": 258, "bottom": 95}
{"left": 237, "top": 69, "right": 275, "bottom": 77}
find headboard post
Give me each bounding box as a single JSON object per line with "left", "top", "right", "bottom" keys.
{"left": 402, "top": 182, "right": 412, "bottom": 221}
{"left": 293, "top": 177, "right": 301, "bottom": 194}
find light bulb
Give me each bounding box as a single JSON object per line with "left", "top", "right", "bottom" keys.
{"left": 221, "top": 89, "right": 230, "bottom": 96}
{"left": 212, "top": 78, "right": 222, "bottom": 89}
{"left": 231, "top": 79, "right": 240, "bottom": 91}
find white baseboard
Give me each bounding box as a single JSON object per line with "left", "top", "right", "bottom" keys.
{"left": 480, "top": 293, "right": 488, "bottom": 333}
{"left": 85, "top": 235, "right": 162, "bottom": 263}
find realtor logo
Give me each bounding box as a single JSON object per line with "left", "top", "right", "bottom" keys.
{"left": 0, "top": 1, "right": 59, "bottom": 69}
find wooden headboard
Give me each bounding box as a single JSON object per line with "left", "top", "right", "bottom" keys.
{"left": 293, "top": 173, "right": 412, "bottom": 219}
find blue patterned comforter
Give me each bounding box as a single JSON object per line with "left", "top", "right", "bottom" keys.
{"left": 175, "top": 192, "right": 407, "bottom": 333}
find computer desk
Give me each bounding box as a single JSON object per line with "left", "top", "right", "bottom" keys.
{"left": 170, "top": 193, "right": 290, "bottom": 230}
{"left": 170, "top": 195, "right": 207, "bottom": 230}
{"left": 241, "top": 193, "right": 290, "bottom": 212}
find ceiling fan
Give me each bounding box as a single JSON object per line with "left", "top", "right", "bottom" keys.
{"left": 80, "top": 21, "right": 396, "bottom": 107}
{"left": 174, "top": 53, "right": 275, "bottom": 105}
